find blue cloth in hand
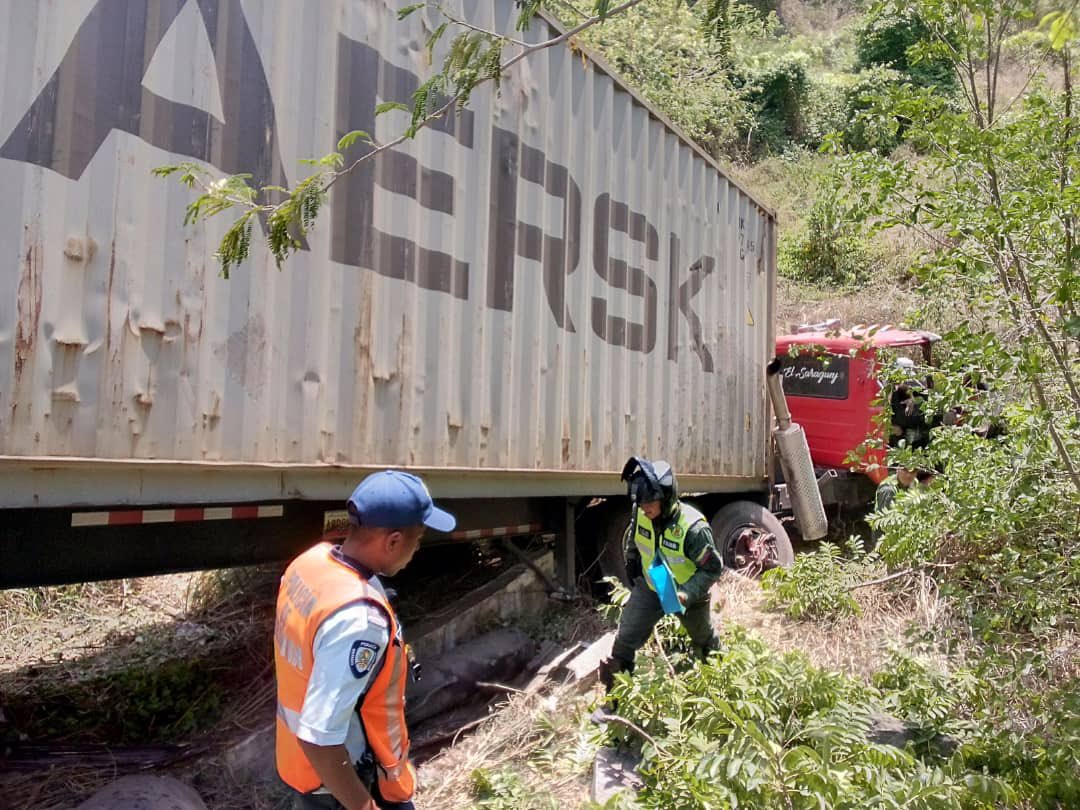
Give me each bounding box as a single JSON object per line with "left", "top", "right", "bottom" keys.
{"left": 646, "top": 560, "right": 685, "bottom": 615}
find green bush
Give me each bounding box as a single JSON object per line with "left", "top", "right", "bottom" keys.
{"left": 470, "top": 767, "right": 559, "bottom": 809}
{"left": 3, "top": 656, "right": 228, "bottom": 744}
{"left": 841, "top": 66, "right": 908, "bottom": 151}
{"left": 872, "top": 421, "right": 1079, "bottom": 638}
{"left": 855, "top": 3, "right": 957, "bottom": 91}
{"left": 574, "top": 0, "right": 754, "bottom": 157}
{"left": 778, "top": 194, "right": 877, "bottom": 286}
{"left": 741, "top": 0, "right": 779, "bottom": 19}
{"left": 603, "top": 627, "right": 1012, "bottom": 809}
{"left": 800, "top": 75, "right": 850, "bottom": 147}
{"left": 738, "top": 52, "right": 812, "bottom": 153}
{"left": 872, "top": 652, "right": 978, "bottom": 746}
{"left": 761, "top": 540, "right": 868, "bottom": 619}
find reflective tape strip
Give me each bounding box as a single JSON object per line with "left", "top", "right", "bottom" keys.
{"left": 71, "top": 504, "right": 284, "bottom": 527}
{"left": 277, "top": 702, "right": 303, "bottom": 734}
{"left": 449, "top": 523, "right": 542, "bottom": 541}
{"left": 71, "top": 512, "right": 110, "bottom": 527}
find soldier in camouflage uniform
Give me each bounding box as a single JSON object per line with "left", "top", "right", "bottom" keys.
{"left": 600, "top": 457, "right": 726, "bottom": 690}
{"left": 870, "top": 466, "right": 935, "bottom": 547}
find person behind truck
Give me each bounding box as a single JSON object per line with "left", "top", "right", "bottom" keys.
{"left": 889, "top": 357, "right": 939, "bottom": 450}
{"left": 870, "top": 466, "right": 935, "bottom": 546}
{"left": 274, "top": 470, "right": 456, "bottom": 810}
{"left": 599, "top": 457, "right": 726, "bottom": 690}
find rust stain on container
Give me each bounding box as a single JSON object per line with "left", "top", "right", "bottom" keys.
{"left": 14, "top": 241, "right": 42, "bottom": 384}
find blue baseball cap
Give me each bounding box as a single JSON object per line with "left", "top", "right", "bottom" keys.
{"left": 346, "top": 470, "right": 456, "bottom": 532}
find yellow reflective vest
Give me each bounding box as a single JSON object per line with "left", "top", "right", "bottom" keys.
{"left": 633, "top": 503, "right": 708, "bottom": 588}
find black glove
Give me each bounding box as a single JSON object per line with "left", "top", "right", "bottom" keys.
{"left": 625, "top": 553, "right": 643, "bottom": 584}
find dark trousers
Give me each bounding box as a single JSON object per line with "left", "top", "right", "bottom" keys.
{"left": 611, "top": 577, "right": 718, "bottom": 665}
{"left": 286, "top": 782, "right": 415, "bottom": 810}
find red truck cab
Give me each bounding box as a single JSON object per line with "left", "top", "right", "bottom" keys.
{"left": 774, "top": 322, "right": 939, "bottom": 495}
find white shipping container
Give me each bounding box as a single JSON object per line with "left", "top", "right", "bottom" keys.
{"left": 0, "top": 0, "right": 776, "bottom": 508}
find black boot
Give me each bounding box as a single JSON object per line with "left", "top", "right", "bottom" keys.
{"left": 599, "top": 655, "right": 634, "bottom": 691}
{"left": 697, "top": 636, "right": 722, "bottom": 662}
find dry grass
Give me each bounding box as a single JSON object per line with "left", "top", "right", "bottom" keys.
{"left": 775, "top": 274, "right": 920, "bottom": 336}
{"left": 0, "top": 574, "right": 195, "bottom": 675}
{"left": 418, "top": 680, "right": 599, "bottom": 810}
{"left": 777, "top": 0, "right": 863, "bottom": 37}
{"left": 0, "top": 567, "right": 609, "bottom": 809}
{"left": 714, "top": 570, "right": 947, "bottom": 679}
{"left": 416, "top": 598, "right": 613, "bottom": 809}
{"left": 0, "top": 566, "right": 281, "bottom": 809}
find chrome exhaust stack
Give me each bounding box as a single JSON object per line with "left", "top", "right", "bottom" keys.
{"left": 766, "top": 358, "right": 828, "bottom": 541}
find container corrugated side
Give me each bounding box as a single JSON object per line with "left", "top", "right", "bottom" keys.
{"left": 0, "top": 0, "right": 775, "bottom": 500}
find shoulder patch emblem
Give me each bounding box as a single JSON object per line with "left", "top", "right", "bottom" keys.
{"left": 670, "top": 525, "right": 685, "bottom": 539}
{"left": 636, "top": 525, "right": 652, "bottom": 539}
{"left": 661, "top": 538, "right": 680, "bottom": 551}
{"left": 349, "top": 639, "right": 380, "bottom": 678}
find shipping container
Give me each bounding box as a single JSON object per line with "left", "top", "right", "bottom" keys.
{"left": 0, "top": 0, "right": 781, "bottom": 586}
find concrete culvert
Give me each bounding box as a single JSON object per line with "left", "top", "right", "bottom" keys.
{"left": 75, "top": 775, "right": 207, "bottom": 810}
{"left": 407, "top": 628, "right": 538, "bottom": 726}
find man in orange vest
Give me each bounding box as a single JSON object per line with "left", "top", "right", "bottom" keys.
{"left": 274, "top": 470, "right": 456, "bottom": 809}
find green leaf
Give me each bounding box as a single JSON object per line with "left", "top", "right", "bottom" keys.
{"left": 426, "top": 21, "right": 449, "bottom": 56}
{"left": 337, "top": 130, "right": 372, "bottom": 151}
{"left": 396, "top": 2, "right": 425, "bottom": 20}
{"left": 1050, "top": 15, "right": 1073, "bottom": 49}
{"left": 375, "top": 101, "right": 411, "bottom": 116}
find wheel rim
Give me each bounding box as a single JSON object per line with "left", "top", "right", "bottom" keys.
{"left": 725, "top": 524, "right": 783, "bottom": 577}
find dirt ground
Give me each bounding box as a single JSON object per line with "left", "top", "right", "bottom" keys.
{"left": 0, "top": 574, "right": 197, "bottom": 675}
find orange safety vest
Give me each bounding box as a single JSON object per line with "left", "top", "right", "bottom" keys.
{"left": 274, "top": 542, "right": 415, "bottom": 801}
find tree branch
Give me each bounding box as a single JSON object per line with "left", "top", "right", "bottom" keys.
{"left": 597, "top": 712, "right": 668, "bottom": 754}
{"left": 321, "top": 0, "right": 648, "bottom": 197}
{"left": 438, "top": 4, "right": 529, "bottom": 47}
{"left": 849, "top": 569, "right": 914, "bottom": 590}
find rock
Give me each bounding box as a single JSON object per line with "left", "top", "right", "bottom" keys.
{"left": 868, "top": 711, "right": 960, "bottom": 757}
{"left": 408, "top": 553, "right": 555, "bottom": 660}
{"left": 522, "top": 641, "right": 587, "bottom": 693}
{"left": 222, "top": 723, "right": 276, "bottom": 785}
{"left": 76, "top": 775, "right": 207, "bottom": 810}
{"left": 867, "top": 711, "right": 911, "bottom": 749}
{"left": 592, "top": 746, "right": 643, "bottom": 803}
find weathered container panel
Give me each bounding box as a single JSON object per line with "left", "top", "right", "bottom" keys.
{"left": 0, "top": 0, "right": 775, "bottom": 499}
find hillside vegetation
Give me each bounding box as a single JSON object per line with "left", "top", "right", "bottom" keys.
{"left": 559, "top": 2, "right": 1080, "bottom": 807}
{"left": 437, "top": 1, "right": 1080, "bottom": 802}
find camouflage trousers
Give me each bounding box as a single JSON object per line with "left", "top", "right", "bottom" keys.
{"left": 610, "top": 577, "right": 719, "bottom": 666}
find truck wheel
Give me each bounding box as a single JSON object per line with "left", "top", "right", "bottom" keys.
{"left": 599, "top": 509, "right": 632, "bottom": 586}
{"left": 709, "top": 501, "right": 794, "bottom": 577}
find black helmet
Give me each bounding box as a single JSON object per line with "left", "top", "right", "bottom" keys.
{"left": 621, "top": 456, "right": 679, "bottom": 514}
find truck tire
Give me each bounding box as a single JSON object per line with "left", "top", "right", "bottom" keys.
{"left": 709, "top": 500, "right": 794, "bottom": 575}
{"left": 599, "top": 510, "right": 632, "bottom": 586}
